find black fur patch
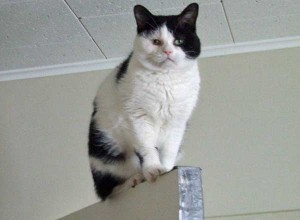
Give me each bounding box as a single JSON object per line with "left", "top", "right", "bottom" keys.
{"left": 91, "top": 101, "right": 97, "bottom": 117}
{"left": 89, "top": 120, "right": 126, "bottom": 164}
{"left": 91, "top": 170, "right": 126, "bottom": 200}
{"left": 166, "top": 20, "right": 201, "bottom": 59}
{"left": 116, "top": 53, "right": 133, "bottom": 83}
{"left": 135, "top": 151, "right": 144, "bottom": 165}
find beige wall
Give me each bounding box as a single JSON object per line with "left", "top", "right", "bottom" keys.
{"left": 183, "top": 47, "right": 300, "bottom": 217}
{"left": 0, "top": 47, "right": 300, "bottom": 220}
{"left": 59, "top": 170, "right": 181, "bottom": 220}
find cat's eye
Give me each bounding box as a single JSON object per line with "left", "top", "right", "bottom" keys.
{"left": 174, "top": 39, "right": 184, "bottom": 46}
{"left": 152, "top": 39, "right": 162, "bottom": 46}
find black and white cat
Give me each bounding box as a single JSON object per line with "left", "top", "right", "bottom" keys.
{"left": 89, "top": 3, "right": 201, "bottom": 200}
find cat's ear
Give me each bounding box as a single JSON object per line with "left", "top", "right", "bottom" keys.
{"left": 134, "top": 5, "right": 154, "bottom": 32}
{"left": 178, "top": 3, "right": 199, "bottom": 27}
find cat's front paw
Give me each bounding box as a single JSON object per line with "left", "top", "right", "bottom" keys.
{"left": 131, "top": 173, "right": 145, "bottom": 188}
{"left": 143, "top": 165, "right": 165, "bottom": 183}
{"left": 161, "top": 164, "right": 175, "bottom": 173}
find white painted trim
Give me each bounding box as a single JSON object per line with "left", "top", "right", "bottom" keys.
{"left": 1, "top": 36, "right": 300, "bottom": 82}
{"left": 202, "top": 36, "right": 300, "bottom": 58}
{"left": 0, "top": 58, "right": 123, "bottom": 82}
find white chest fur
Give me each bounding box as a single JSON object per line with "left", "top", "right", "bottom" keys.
{"left": 119, "top": 63, "right": 200, "bottom": 124}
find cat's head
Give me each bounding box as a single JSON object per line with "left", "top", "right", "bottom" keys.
{"left": 133, "top": 3, "right": 200, "bottom": 71}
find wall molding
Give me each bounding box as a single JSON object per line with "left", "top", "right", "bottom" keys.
{"left": 202, "top": 36, "right": 300, "bottom": 58}
{"left": 1, "top": 36, "right": 300, "bottom": 82}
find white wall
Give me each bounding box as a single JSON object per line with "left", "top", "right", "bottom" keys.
{"left": 0, "top": 47, "right": 300, "bottom": 220}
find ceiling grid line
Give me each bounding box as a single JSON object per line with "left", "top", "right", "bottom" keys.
{"left": 62, "top": 0, "right": 107, "bottom": 59}
{"left": 220, "top": 0, "right": 235, "bottom": 43}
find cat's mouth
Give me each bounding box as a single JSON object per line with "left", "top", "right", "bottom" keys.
{"left": 157, "top": 57, "right": 176, "bottom": 68}
{"left": 150, "top": 55, "right": 176, "bottom": 67}
{"left": 160, "top": 57, "right": 175, "bottom": 65}
{"left": 166, "top": 57, "right": 175, "bottom": 63}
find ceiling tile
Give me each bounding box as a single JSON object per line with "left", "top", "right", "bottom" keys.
{"left": 223, "top": 0, "right": 300, "bottom": 42}
{"left": 0, "top": 0, "right": 92, "bottom": 48}
{"left": 66, "top": 0, "right": 220, "bottom": 18}
{"left": 81, "top": 14, "right": 136, "bottom": 58}
{"left": 0, "top": 40, "right": 101, "bottom": 71}
{"left": 223, "top": 0, "right": 300, "bottom": 20}
{"left": 0, "top": 0, "right": 35, "bottom": 4}
{"left": 197, "top": 3, "right": 233, "bottom": 46}
{"left": 0, "top": 0, "right": 104, "bottom": 71}
{"left": 228, "top": 15, "right": 300, "bottom": 42}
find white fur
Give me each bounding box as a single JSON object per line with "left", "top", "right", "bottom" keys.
{"left": 91, "top": 24, "right": 200, "bottom": 183}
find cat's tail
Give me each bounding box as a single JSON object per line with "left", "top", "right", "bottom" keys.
{"left": 91, "top": 170, "right": 126, "bottom": 201}
{"left": 92, "top": 170, "right": 144, "bottom": 201}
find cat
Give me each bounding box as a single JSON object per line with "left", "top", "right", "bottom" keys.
{"left": 88, "top": 3, "right": 201, "bottom": 201}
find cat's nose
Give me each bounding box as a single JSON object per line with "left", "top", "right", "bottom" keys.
{"left": 163, "top": 50, "right": 173, "bottom": 56}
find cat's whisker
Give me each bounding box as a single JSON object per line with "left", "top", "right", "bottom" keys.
{"left": 144, "top": 22, "right": 157, "bottom": 30}
{"left": 149, "top": 15, "right": 160, "bottom": 29}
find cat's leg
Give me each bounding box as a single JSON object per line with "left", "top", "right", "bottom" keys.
{"left": 130, "top": 117, "right": 164, "bottom": 182}
{"left": 159, "top": 122, "right": 187, "bottom": 172}
{"left": 139, "top": 146, "right": 165, "bottom": 182}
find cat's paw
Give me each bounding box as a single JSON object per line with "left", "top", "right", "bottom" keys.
{"left": 161, "top": 164, "right": 175, "bottom": 173}
{"left": 131, "top": 173, "right": 145, "bottom": 188}
{"left": 143, "top": 165, "right": 165, "bottom": 183}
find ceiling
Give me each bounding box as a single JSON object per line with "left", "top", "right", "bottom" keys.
{"left": 0, "top": 0, "right": 300, "bottom": 81}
